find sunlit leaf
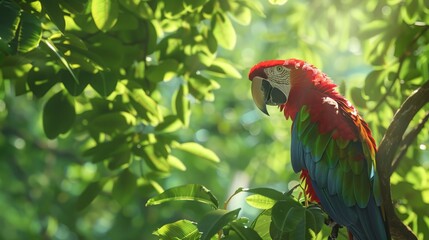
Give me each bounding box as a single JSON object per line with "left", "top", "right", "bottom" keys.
{"left": 174, "top": 84, "right": 191, "bottom": 126}
{"left": 268, "top": 0, "right": 288, "bottom": 6}
{"left": 212, "top": 12, "right": 236, "bottom": 50}
{"left": 0, "top": 0, "right": 21, "bottom": 42}
{"left": 155, "top": 115, "right": 183, "bottom": 133}
{"left": 174, "top": 142, "right": 220, "bottom": 163}
{"left": 91, "top": 0, "right": 118, "bottom": 31}
{"left": 146, "top": 184, "right": 219, "bottom": 208}
{"left": 154, "top": 220, "right": 201, "bottom": 240}
{"left": 205, "top": 58, "right": 242, "bottom": 79}
{"left": 167, "top": 155, "right": 187, "bottom": 171}
{"left": 246, "top": 194, "right": 277, "bottom": 210}
{"left": 251, "top": 209, "right": 272, "bottom": 240}
{"left": 17, "top": 12, "right": 42, "bottom": 53}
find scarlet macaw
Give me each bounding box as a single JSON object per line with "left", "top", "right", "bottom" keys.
{"left": 248, "top": 59, "right": 389, "bottom": 240}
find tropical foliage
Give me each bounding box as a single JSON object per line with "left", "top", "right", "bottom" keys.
{"left": 0, "top": 0, "right": 428, "bottom": 239}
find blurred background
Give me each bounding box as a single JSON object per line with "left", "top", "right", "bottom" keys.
{"left": 1, "top": 0, "right": 428, "bottom": 239}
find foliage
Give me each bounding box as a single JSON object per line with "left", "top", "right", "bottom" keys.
{"left": 0, "top": 0, "right": 428, "bottom": 239}
{"left": 146, "top": 184, "right": 325, "bottom": 240}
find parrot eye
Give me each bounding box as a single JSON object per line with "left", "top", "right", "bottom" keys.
{"left": 276, "top": 66, "right": 283, "bottom": 72}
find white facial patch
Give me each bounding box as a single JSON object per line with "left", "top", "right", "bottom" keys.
{"left": 263, "top": 65, "right": 291, "bottom": 100}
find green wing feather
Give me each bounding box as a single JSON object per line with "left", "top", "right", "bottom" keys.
{"left": 294, "top": 106, "right": 372, "bottom": 208}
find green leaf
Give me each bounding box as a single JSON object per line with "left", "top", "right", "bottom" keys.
{"left": 268, "top": 0, "right": 288, "bottom": 5}
{"left": 270, "top": 200, "right": 324, "bottom": 239}
{"left": 359, "top": 20, "right": 388, "bottom": 39}
{"left": 230, "top": 5, "right": 252, "bottom": 25}
{"left": 91, "top": 0, "right": 118, "bottom": 31}
{"left": 88, "top": 35, "right": 124, "bottom": 68}
{"left": 167, "top": 155, "right": 187, "bottom": 171}
{"left": 43, "top": 91, "right": 76, "bottom": 139}
{"left": 76, "top": 180, "right": 106, "bottom": 211}
{"left": 17, "top": 12, "right": 42, "bottom": 53}
{"left": 90, "top": 111, "right": 136, "bottom": 135}
{"left": 42, "top": 39, "right": 79, "bottom": 85}
{"left": 59, "top": 0, "right": 87, "bottom": 13}
{"left": 242, "top": 188, "right": 285, "bottom": 201}
{"left": 175, "top": 142, "right": 220, "bottom": 163}
{"left": 27, "top": 64, "right": 58, "bottom": 97}
{"left": 146, "top": 184, "right": 219, "bottom": 208}
{"left": 0, "top": 0, "right": 21, "bottom": 42}
{"left": 89, "top": 70, "right": 118, "bottom": 97}
{"left": 271, "top": 199, "right": 304, "bottom": 233}
{"left": 153, "top": 220, "right": 201, "bottom": 240}
{"left": 212, "top": 12, "right": 236, "bottom": 50}
{"left": 112, "top": 169, "right": 137, "bottom": 205}
{"left": 174, "top": 84, "right": 191, "bottom": 126}
{"left": 129, "top": 88, "right": 161, "bottom": 120}
{"left": 188, "top": 74, "right": 219, "bottom": 101}
{"left": 251, "top": 210, "right": 272, "bottom": 240}
{"left": 164, "top": 0, "right": 186, "bottom": 18}
{"left": 83, "top": 135, "right": 128, "bottom": 162}
{"left": 146, "top": 59, "right": 179, "bottom": 82}
{"left": 40, "top": 0, "right": 65, "bottom": 32}
{"left": 241, "top": 0, "right": 265, "bottom": 17}
{"left": 60, "top": 69, "right": 87, "bottom": 96}
{"left": 198, "top": 209, "right": 241, "bottom": 240}
{"left": 134, "top": 144, "right": 170, "bottom": 172}
{"left": 229, "top": 222, "right": 262, "bottom": 240}
{"left": 350, "top": 87, "right": 366, "bottom": 109}
{"left": 246, "top": 194, "right": 277, "bottom": 210}
{"left": 155, "top": 115, "right": 183, "bottom": 133}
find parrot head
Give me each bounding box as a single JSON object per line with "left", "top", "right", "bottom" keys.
{"left": 248, "top": 60, "right": 292, "bottom": 115}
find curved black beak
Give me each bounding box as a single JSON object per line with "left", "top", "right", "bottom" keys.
{"left": 251, "top": 77, "right": 288, "bottom": 116}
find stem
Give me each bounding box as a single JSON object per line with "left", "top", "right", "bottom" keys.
{"left": 377, "top": 80, "right": 429, "bottom": 240}
{"left": 391, "top": 112, "right": 429, "bottom": 173}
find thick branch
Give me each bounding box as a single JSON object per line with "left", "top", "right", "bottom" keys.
{"left": 377, "top": 80, "right": 429, "bottom": 240}
{"left": 391, "top": 112, "right": 429, "bottom": 173}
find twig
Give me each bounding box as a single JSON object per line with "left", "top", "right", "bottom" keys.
{"left": 377, "top": 80, "right": 429, "bottom": 240}
{"left": 391, "top": 112, "right": 429, "bottom": 173}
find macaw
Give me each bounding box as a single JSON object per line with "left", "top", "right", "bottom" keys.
{"left": 248, "top": 59, "right": 390, "bottom": 240}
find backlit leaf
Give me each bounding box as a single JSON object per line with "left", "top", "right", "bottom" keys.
{"left": 154, "top": 220, "right": 201, "bottom": 240}
{"left": 175, "top": 142, "right": 220, "bottom": 163}
{"left": 0, "top": 0, "right": 21, "bottom": 42}
{"left": 17, "top": 12, "right": 42, "bottom": 53}
{"left": 91, "top": 0, "right": 118, "bottom": 31}
{"left": 212, "top": 12, "right": 236, "bottom": 50}
{"left": 146, "top": 184, "right": 219, "bottom": 208}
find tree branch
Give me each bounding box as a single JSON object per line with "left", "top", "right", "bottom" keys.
{"left": 377, "top": 80, "right": 429, "bottom": 240}
{"left": 391, "top": 111, "right": 429, "bottom": 173}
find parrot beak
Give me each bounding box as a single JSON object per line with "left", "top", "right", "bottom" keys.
{"left": 251, "top": 76, "right": 271, "bottom": 115}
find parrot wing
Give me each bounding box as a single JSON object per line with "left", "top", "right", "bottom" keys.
{"left": 291, "top": 105, "right": 388, "bottom": 240}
